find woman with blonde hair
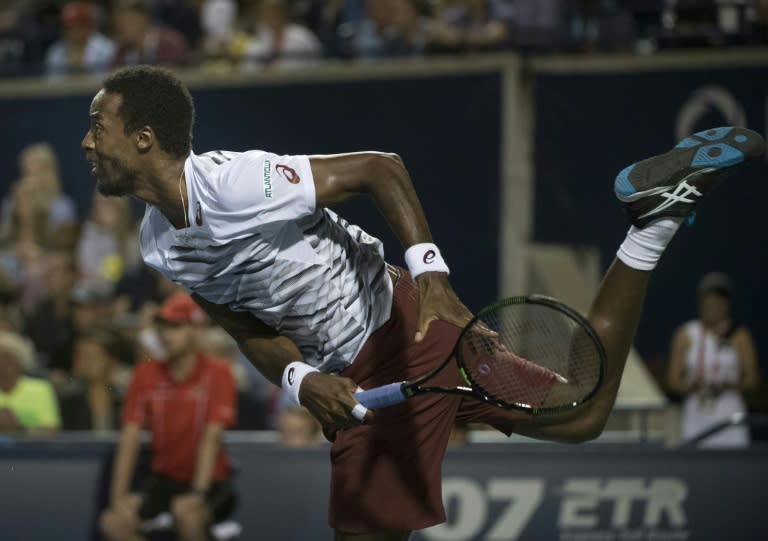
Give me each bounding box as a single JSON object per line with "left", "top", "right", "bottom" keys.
{"left": 1, "top": 143, "right": 79, "bottom": 250}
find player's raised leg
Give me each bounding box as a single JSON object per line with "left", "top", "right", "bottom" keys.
{"left": 513, "top": 127, "right": 764, "bottom": 442}
{"left": 587, "top": 127, "right": 765, "bottom": 432}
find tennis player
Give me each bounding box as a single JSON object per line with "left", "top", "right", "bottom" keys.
{"left": 82, "top": 65, "right": 764, "bottom": 541}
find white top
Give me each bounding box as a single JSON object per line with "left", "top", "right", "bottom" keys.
{"left": 140, "top": 150, "right": 393, "bottom": 372}
{"left": 680, "top": 320, "right": 749, "bottom": 448}
{"left": 682, "top": 320, "right": 740, "bottom": 386}
{"left": 45, "top": 33, "right": 115, "bottom": 76}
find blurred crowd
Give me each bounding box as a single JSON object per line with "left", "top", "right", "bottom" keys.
{"left": 0, "top": 0, "right": 766, "bottom": 78}
{"left": 0, "top": 141, "right": 296, "bottom": 435}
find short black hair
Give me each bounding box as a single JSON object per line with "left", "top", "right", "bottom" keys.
{"left": 102, "top": 65, "right": 194, "bottom": 158}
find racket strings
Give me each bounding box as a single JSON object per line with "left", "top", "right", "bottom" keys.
{"left": 459, "top": 304, "right": 602, "bottom": 409}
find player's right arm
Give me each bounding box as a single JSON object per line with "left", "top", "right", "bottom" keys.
{"left": 192, "top": 294, "right": 371, "bottom": 430}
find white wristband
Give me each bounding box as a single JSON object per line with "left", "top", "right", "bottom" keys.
{"left": 404, "top": 243, "right": 449, "bottom": 279}
{"left": 282, "top": 362, "right": 320, "bottom": 407}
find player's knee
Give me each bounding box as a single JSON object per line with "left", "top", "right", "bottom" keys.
{"left": 570, "top": 410, "right": 608, "bottom": 443}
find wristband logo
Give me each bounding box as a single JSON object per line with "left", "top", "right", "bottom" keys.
{"left": 276, "top": 164, "right": 301, "bottom": 184}
{"left": 423, "top": 250, "right": 436, "bottom": 265}
{"left": 287, "top": 367, "right": 296, "bottom": 386}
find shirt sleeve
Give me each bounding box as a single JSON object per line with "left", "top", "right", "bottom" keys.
{"left": 207, "top": 362, "right": 236, "bottom": 427}
{"left": 210, "top": 150, "right": 316, "bottom": 233}
{"left": 121, "top": 363, "right": 148, "bottom": 426}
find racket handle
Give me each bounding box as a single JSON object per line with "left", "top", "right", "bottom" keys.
{"left": 355, "top": 382, "right": 408, "bottom": 409}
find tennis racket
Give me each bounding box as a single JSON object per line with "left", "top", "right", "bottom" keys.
{"left": 354, "top": 295, "right": 606, "bottom": 415}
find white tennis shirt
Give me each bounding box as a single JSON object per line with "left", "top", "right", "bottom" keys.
{"left": 140, "top": 150, "right": 393, "bottom": 372}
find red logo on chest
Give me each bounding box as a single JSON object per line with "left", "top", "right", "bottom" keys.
{"left": 276, "top": 164, "right": 300, "bottom": 184}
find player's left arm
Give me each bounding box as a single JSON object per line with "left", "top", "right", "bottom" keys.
{"left": 310, "top": 152, "right": 473, "bottom": 340}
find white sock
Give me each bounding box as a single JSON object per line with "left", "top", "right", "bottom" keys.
{"left": 617, "top": 218, "right": 683, "bottom": 271}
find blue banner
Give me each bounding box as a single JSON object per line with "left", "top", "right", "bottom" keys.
{"left": 0, "top": 442, "right": 765, "bottom": 540}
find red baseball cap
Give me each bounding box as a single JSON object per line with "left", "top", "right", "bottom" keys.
{"left": 61, "top": 2, "right": 95, "bottom": 27}
{"left": 156, "top": 292, "right": 206, "bottom": 325}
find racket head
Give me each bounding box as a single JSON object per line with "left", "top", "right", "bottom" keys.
{"left": 454, "top": 295, "right": 606, "bottom": 415}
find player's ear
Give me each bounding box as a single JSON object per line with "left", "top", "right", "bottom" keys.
{"left": 136, "top": 126, "right": 154, "bottom": 153}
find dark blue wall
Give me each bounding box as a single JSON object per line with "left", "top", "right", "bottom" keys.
{"left": 0, "top": 73, "right": 502, "bottom": 312}
{"left": 534, "top": 64, "right": 768, "bottom": 366}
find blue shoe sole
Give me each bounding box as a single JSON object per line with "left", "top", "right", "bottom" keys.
{"left": 614, "top": 127, "right": 763, "bottom": 201}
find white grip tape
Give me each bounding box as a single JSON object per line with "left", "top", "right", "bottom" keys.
{"left": 282, "top": 362, "right": 320, "bottom": 407}
{"left": 351, "top": 403, "right": 369, "bottom": 422}
{"left": 404, "top": 243, "right": 449, "bottom": 279}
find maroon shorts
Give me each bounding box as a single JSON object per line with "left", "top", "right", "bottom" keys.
{"left": 329, "top": 269, "right": 529, "bottom": 533}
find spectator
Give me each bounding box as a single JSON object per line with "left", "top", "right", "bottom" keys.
{"left": 199, "top": 0, "right": 237, "bottom": 61}
{"left": 0, "top": 0, "right": 43, "bottom": 77}
{"left": 24, "top": 250, "right": 78, "bottom": 370}
{"left": 0, "top": 179, "right": 49, "bottom": 312}
{"left": 430, "top": 0, "right": 511, "bottom": 54}
{"left": 114, "top": 264, "right": 180, "bottom": 316}
{"left": 353, "top": 0, "right": 432, "bottom": 58}
{"left": 45, "top": 1, "right": 115, "bottom": 76}
{"left": 0, "top": 268, "right": 22, "bottom": 332}
{"left": 755, "top": 0, "right": 768, "bottom": 44}
{"left": 277, "top": 406, "right": 322, "bottom": 448}
{"left": 240, "top": 0, "right": 322, "bottom": 69}
{"left": 201, "top": 325, "right": 272, "bottom": 429}
{"left": 77, "top": 191, "right": 140, "bottom": 290}
{"left": 0, "top": 330, "right": 60, "bottom": 433}
{"left": 112, "top": 0, "right": 189, "bottom": 68}
{"left": 99, "top": 292, "right": 237, "bottom": 541}
{"left": 42, "top": 280, "right": 115, "bottom": 381}
{"left": 667, "top": 272, "right": 759, "bottom": 448}
{"left": 59, "top": 326, "right": 126, "bottom": 431}
{"left": 0, "top": 142, "right": 79, "bottom": 251}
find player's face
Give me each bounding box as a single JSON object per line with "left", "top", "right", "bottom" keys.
{"left": 81, "top": 89, "right": 140, "bottom": 197}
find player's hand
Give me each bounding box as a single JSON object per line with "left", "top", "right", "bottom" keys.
{"left": 414, "top": 272, "right": 473, "bottom": 342}
{"left": 299, "top": 372, "right": 374, "bottom": 436}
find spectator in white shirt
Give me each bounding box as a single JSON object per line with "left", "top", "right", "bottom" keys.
{"left": 45, "top": 2, "right": 114, "bottom": 76}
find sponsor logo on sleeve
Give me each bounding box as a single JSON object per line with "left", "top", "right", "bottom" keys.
{"left": 276, "top": 164, "right": 301, "bottom": 184}
{"left": 287, "top": 367, "right": 296, "bottom": 386}
{"left": 195, "top": 202, "right": 203, "bottom": 226}
{"left": 263, "top": 159, "right": 273, "bottom": 198}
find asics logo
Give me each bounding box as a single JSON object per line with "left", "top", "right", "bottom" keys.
{"left": 638, "top": 174, "right": 707, "bottom": 220}
{"left": 276, "top": 164, "right": 300, "bottom": 184}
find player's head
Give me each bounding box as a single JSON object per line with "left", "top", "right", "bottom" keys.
{"left": 155, "top": 292, "right": 206, "bottom": 361}
{"left": 82, "top": 65, "right": 195, "bottom": 197}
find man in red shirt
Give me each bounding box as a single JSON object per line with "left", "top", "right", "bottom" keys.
{"left": 99, "top": 292, "right": 237, "bottom": 541}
